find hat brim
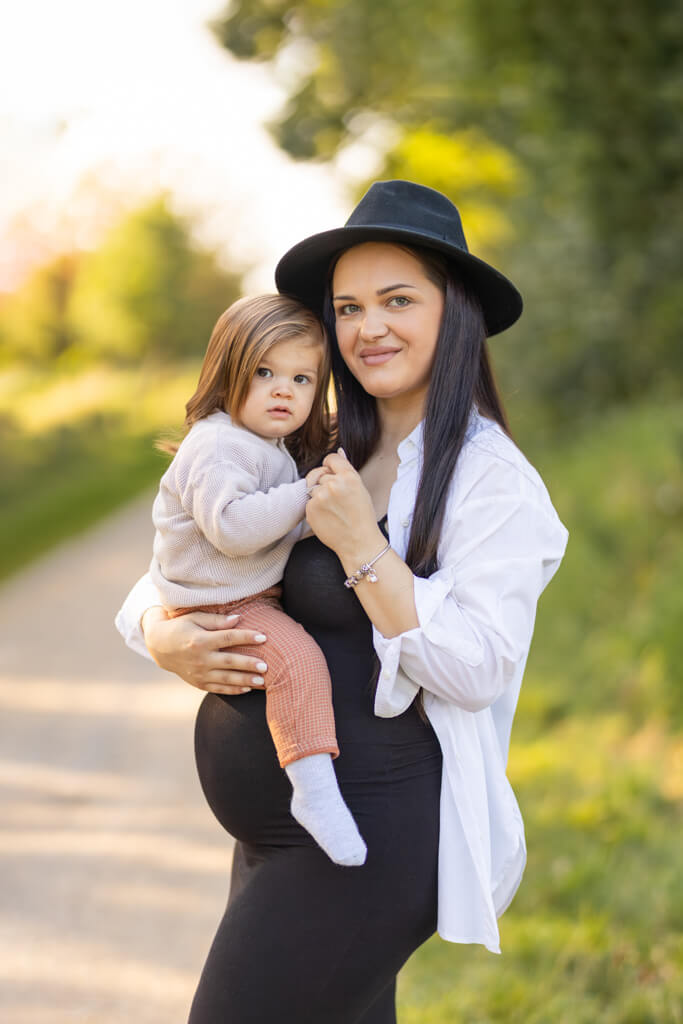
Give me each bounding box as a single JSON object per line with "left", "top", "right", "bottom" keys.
{"left": 275, "top": 225, "right": 523, "bottom": 337}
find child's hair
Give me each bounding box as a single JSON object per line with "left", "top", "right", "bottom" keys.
{"left": 159, "top": 294, "right": 331, "bottom": 471}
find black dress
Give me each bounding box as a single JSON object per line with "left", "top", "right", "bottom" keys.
{"left": 189, "top": 523, "right": 442, "bottom": 1024}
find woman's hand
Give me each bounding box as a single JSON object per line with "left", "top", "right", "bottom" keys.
{"left": 304, "top": 464, "right": 331, "bottom": 492}
{"left": 306, "top": 450, "right": 385, "bottom": 563}
{"left": 141, "top": 607, "right": 268, "bottom": 696}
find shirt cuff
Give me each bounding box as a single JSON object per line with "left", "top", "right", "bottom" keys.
{"left": 372, "top": 570, "right": 483, "bottom": 717}
{"left": 114, "top": 573, "right": 163, "bottom": 661}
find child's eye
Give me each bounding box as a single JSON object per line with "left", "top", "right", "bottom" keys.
{"left": 293, "top": 374, "right": 311, "bottom": 385}
{"left": 255, "top": 367, "right": 272, "bottom": 378}
{"left": 387, "top": 295, "right": 411, "bottom": 308}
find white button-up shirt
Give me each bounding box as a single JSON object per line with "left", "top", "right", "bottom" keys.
{"left": 115, "top": 409, "right": 568, "bottom": 954}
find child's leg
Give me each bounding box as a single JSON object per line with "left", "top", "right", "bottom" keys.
{"left": 223, "top": 598, "right": 366, "bottom": 867}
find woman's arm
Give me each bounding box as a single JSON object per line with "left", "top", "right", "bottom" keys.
{"left": 306, "top": 450, "right": 568, "bottom": 714}
{"left": 115, "top": 573, "right": 268, "bottom": 696}
{"left": 374, "top": 490, "right": 568, "bottom": 712}
{"left": 305, "top": 452, "right": 420, "bottom": 638}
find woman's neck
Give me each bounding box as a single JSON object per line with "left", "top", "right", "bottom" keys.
{"left": 376, "top": 393, "right": 425, "bottom": 453}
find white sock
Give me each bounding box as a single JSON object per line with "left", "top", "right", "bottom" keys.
{"left": 285, "top": 754, "right": 367, "bottom": 867}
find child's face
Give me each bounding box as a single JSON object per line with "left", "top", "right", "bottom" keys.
{"left": 236, "top": 334, "right": 324, "bottom": 440}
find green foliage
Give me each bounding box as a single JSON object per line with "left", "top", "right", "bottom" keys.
{"left": 0, "top": 256, "right": 77, "bottom": 364}
{"left": 0, "top": 363, "right": 199, "bottom": 580}
{"left": 518, "top": 399, "right": 683, "bottom": 730}
{"left": 211, "top": 0, "right": 683, "bottom": 417}
{"left": 391, "top": 398, "right": 683, "bottom": 1023}
{"left": 0, "top": 197, "right": 242, "bottom": 368}
{"left": 67, "top": 197, "right": 241, "bottom": 363}
{"left": 397, "top": 713, "right": 683, "bottom": 1022}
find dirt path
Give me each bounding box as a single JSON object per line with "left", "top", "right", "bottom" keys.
{"left": 0, "top": 494, "right": 233, "bottom": 1023}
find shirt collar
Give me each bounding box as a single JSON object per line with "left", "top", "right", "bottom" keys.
{"left": 396, "top": 406, "right": 484, "bottom": 465}
{"left": 397, "top": 420, "right": 424, "bottom": 465}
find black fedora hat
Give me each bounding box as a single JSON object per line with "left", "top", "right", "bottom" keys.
{"left": 275, "top": 179, "right": 523, "bottom": 337}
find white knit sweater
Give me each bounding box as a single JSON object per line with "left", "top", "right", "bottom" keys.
{"left": 150, "top": 411, "right": 309, "bottom": 607}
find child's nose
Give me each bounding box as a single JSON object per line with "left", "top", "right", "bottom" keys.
{"left": 272, "top": 378, "right": 293, "bottom": 396}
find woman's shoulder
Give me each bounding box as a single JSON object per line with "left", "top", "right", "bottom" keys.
{"left": 454, "top": 410, "right": 556, "bottom": 509}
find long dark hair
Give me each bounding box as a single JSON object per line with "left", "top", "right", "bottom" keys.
{"left": 323, "top": 244, "right": 510, "bottom": 579}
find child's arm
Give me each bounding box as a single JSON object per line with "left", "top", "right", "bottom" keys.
{"left": 181, "top": 460, "right": 309, "bottom": 557}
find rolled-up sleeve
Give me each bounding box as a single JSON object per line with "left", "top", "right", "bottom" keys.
{"left": 374, "top": 457, "right": 569, "bottom": 714}
{"left": 114, "top": 572, "right": 163, "bottom": 660}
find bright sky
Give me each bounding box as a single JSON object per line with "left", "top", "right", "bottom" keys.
{"left": 0, "top": 0, "right": 376, "bottom": 293}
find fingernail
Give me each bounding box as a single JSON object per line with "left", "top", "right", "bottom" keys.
{"left": 337, "top": 446, "right": 347, "bottom": 458}
{"left": 225, "top": 614, "right": 240, "bottom": 623}
{"left": 240, "top": 687, "right": 251, "bottom": 693}
{"left": 252, "top": 676, "right": 265, "bottom": 686}
{"left": 253, "top": 633, "right": 267, "bottom": 642}
{"left": 255, "top": 661, "right": 268, "bottom": 672}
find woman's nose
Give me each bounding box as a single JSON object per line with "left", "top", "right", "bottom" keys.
{"left": 358, "top": 309, "right": 389, "bottom": 340}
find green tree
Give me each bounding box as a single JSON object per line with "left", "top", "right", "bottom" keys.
{"left": 67, "top": 197, "right": 242, "bottom": 363}
{"left": 211, "top": 0, "right": 682, "bottom": 419}
{"left": 0, "top": 255, "right": 77, "bottom": 364}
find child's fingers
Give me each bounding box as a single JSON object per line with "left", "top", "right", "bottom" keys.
{"left": 322, "top": 451, "right": 356, "bottom": 474}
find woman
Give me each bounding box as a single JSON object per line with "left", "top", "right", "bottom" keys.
{"left": 116, "top": 180, "right": 568, "bottom": 1023}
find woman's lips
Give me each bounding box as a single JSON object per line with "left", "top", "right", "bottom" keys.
{"left": 359, "top": 347, "right": 400, "bottom": 366}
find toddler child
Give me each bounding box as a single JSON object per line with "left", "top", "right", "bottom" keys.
{"left": 150, "top": 294, "right": 366, "bottom": 866}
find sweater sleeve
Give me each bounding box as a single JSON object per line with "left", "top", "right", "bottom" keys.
{"left": 179, "top": 460, "right": 309, "bottom": 556}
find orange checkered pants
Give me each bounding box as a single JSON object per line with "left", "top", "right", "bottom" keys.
{"left": 169, "top": 587, "right": 339, "bottom": 768}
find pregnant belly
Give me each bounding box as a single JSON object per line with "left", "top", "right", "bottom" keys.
{"left": 194, "top": 689, "right": 442, "bottom": 850}
{"left": 194, "top": 691, "right": 314, "bottom": 847}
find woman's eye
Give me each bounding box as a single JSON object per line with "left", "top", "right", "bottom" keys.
{"left": 387, "top": 295, "right": 411, "bottom": 308}
{"left": 255, "top": 367, "right": 272, "bottom": 378}
{"left": 293, "top": 374, "right": 310, "bottom": 385}
{"left": 337, "top": 303, "right": 360, "bottom": 316}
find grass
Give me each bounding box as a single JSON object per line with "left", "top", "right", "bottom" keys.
{"left": 0, "top": 362, "right": 199, "bottom": 579}
{"left": 397, "top": 716, "right": 683, "bottom": 1022}
{"left": 396, "top": 398, "right": 683, "bottom": 1022}
{"left": 2, "top": 366, "right": 681, "bottom": 1022}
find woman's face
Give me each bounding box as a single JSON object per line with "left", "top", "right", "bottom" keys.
{"left": 331, "top": 242, "right": 445, "bottom": 408}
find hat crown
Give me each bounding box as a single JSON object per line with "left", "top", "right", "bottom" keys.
{"left": 345, "top": 180, "right": 469, "bottom": 253}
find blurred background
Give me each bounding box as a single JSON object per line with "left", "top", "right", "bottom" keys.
{"left": 1, "top": 0, "right": 681, "bottom": 1021}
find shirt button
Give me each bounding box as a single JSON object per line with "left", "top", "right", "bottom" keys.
{"left": 401, "top": 518, "right": 410, "bottom": 528}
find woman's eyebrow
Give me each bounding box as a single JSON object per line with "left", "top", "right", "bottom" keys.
{"left": 333, "top": 283, "right": 418, "bottom": 301}
{"left": 377, "top": 283, "right": 418, "bottom": 295}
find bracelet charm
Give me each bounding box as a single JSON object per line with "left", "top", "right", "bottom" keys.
{"left": 344, "top": 543, "right": 391, "bottom": 588}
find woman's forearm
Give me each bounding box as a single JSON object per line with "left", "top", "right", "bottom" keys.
{"left": 336, "top": 537, "right": 419, "bottom": 639}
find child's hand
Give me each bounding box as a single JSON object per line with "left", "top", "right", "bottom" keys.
{"left": 305, "top": 465, "right": 331, "bottom": 494}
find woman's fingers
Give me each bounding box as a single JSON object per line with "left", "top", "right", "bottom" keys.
{"left": 207, "top": 628, "right": 268, "bottom": 650}
{"left": 209, "top": 650, "right": 268, "bottom": 673}
{"left": 203, "top": 669, "right": 266, "bottom": 694}
{"left": 143, "top": 609, "right": 270, "bottom": 694}
{"left": 186, "top": 663, "right": 266, "bottom": 693}
{"left": 322, "top": 451, "right": 356, "bottom": 475}
{"left": 182, "top": 610, "right": 242, "bottom": 631}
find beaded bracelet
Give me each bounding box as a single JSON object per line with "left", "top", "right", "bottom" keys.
{"left": 343, "top": 542, "right": 391, "bottom": 588}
